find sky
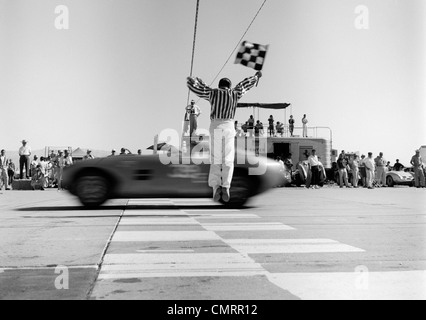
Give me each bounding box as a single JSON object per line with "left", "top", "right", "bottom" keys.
{"left": 0, "top": 0, "right": 425, "bottom": 166}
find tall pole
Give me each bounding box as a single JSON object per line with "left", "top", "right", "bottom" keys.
{"left": 187, "top": 0, "right": 200, "bottom": 158}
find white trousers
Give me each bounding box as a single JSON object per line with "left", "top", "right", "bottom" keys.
{"left": 209, "top": 120, "right": 236, "bottom": 189}
{"left": 366, "top": 168, "right": 374, "bottom": 187}
{"left": 0, "top": 168, "right": 9, "bottom": 189}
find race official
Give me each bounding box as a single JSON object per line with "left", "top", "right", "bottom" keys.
{"left": 187, "top": 71, "right": 262, "bottom": 202}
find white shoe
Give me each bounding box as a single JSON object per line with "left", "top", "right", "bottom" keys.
{"left": 213, "top": 186, "right": 221, "bottom": 202}
{"left": 222, "top": 188, "right": 230, "bottom": 202}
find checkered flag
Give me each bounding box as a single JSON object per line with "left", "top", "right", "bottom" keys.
{"left": 235, "top": 41, "right": 269, "bottom": 71}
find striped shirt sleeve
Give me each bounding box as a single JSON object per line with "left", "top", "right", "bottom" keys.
{"left": 234, "top": 75, "right": 259, "bottom": 99}
{"left": 186, "top": 77, "right": 212, "bottom": 100}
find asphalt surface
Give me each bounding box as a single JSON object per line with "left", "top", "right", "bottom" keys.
{"left": 0, "top": 185, "right": 425, "bottom": 300}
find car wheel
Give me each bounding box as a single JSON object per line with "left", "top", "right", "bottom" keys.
{"left": 75, "top": 175, "right": 110, "bottom": 207}
{"left": 386, "top": 176, "right": 395, "bottom": 187}
{"left": 221, "top": 175, "right": 254, "bottom": 208}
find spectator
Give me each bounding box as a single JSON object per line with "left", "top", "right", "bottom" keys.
{"left": 19, "top": 139, "right": 32, "bottom": 179}
{"left": 241, "top": 121, "right": 248, "bottom": 137}
{"left": 56, "top": 150, "right": 65, "bottom": 191}
{"left": 276, "top": 121, "right": 284, "bottom": 137}
{"left": 374, "top": 152, "right": 387, "bottom": 187}
{"left": 302, "top": 114, "right": 308, "bottom": 137}
{"left": 410, "top": 149, "right": 425, "bottom": 188}
{"left": 64, "top": 150, "right": 73, "bottom": 167}
{"left": 267, "top": 115, "right": 275, "bottom": 137}
{"left": 234, "top": 121, "right": 244, "bottom": 137}
{"left": 83, "top": 149, "right": 95, "bottom": 161}
{"left": 393, "top": 159, "right": 404, "bottom": 171}
{"left": 308, "top": 149, "right": 320, "bottom": 189}
{"left": 49, "top": 150, "right": 56, "bottom": 161}
{"left": 351, "top": 154, "right": 360, "bottom": 188}
{"left": 183, "top": 99, "right": 201, "bottom": 137}
{"left": 359, "top": 154, "right": 367, "bottom": 187}
{"left": 288, "top": 115, "right": 295, "bottom": 137}
{"left": 108, "top": 149, "right": 116, "bottom": 157}
{"left": 30, "top": 164, "right": 44, "bottom": 191}
{"left": 247, "top": 115, "right": 255, "bottom": 137}
{"left": 46, "top": 159, "right": 54, "bottom": 188}
{"left": 7, "top": 159, "right": 15, "bottom": 187}
{"left": 30, "top": 155, "right": 39, "bottom": 178}
{"left": 137, "top": 149, "right": 142, "bottom": 156}
{"left": 365, "top": 152, "right": 375, "bottom": 189}
{"left": 39, "top": 157, "right": 49, "bottom": 189}
{"left": 386, "top": 161, "right": 392, "bottom": 172}
{"left": 276, "top": 156, "right": 285, "bottom": 187}
{"left": 120, "top": 148, "right": 132, "bottom": 155}
{"left": 284, "top": 153, "right": 293, "bottom": 171}
{"left": 0, "top": 149, "right": 10, "bottom": 190}
{"left": 337, "top": 153, "right": 351, "bottom": 188}
{"left": 317, "top": 156, "right": 326, "bottom": 186}
{"left": 254, "top": 120, "right": 263, "bottom": 137}
{"left": 303, "top": 149, "right": 310, "bottom": 159}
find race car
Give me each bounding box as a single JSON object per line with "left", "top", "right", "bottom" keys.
{"left": 386, "top": 169, "right": 415, "bottom": 187}
{"left": 62, "top": 144, "right": 282, "bottom": 208}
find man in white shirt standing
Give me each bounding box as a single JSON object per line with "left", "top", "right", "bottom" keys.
{"left": 308, "top": 149, "right": 320, "bottom": 189}
{"left": 0, "top": 149, "right": 10, "bottom": 190}
{"left": 364, "top": 152, "right": 375, "bottom": 189}
{"left": 19, "top": 140, "right": 32, "bottom": 179}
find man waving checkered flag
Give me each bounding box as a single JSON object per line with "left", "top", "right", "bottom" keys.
{"left": 235, "top": 41, "right": 269, "bottom": 71}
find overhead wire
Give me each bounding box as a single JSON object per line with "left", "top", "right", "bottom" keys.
{"left": 186, "top": 0, "right": 200, "bottom": 106}
{"left": 208, "top": 0, "right": 267, "bottom": 87}
{"left": 186, "top": 0, "right": 267, "bottom": 104}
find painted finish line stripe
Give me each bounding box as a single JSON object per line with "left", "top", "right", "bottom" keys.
{"left": 224, "top": 239, "right": 365, "bottom": 254}
{"left": 99, "top": 253, "right": 266, "bottom": 279}
{"left": 126, "top": 199, "right": 218, "bottom": 206}
{"left": 112, "top": 231, "right": 222, "bottom": 242}
{"left": 122, "top": 210, "right": 190, "bottom": 217}
{"left": 202, "top": 222, "right": 295, "bottom": 231}
{"left": 98, "top": 270, "right": 267, "bottom": 279}
{"left": 193, "top": 214, "right": 261, "bottom": 219}
{"left": 119, "top": 217, "right": 200, "bottom": 225}
{"left": 103, "top": 253, "right": 253, "bottom": 264}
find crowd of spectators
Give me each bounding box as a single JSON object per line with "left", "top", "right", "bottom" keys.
{"left": 235, "top": 114, "right": 310, "bottom": 138}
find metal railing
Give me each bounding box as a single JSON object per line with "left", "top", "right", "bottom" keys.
{"left": 235, "top": 123, "right": 332, "bottom": 142}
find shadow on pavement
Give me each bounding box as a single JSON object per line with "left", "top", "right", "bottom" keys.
{"left": 16, "top": 204, "right": 254, "bottom": 213}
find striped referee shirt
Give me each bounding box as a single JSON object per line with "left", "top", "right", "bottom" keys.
{"left": 187, "top": 75, "right": 259, "bottom": 120}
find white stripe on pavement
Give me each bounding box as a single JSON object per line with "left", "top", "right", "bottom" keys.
{"left": 119, "top": 217, "right": 199, "bottom": 225}
{"left": 267, "top": 270, "right": 426, "bottom": 300}
{"left": 202, "top": 222, "right": 295, "bottom": 231}
{"left": 122, "top": 210, "right": 190, "bottom": 216}
{"left": 223, "top": 239, "right": 365, "bottom": 254}
{"left": 112, "top": 231, "right": 222, "bottom": 242}
{"left": 103, "top": 253, "right": 252, "bottom": 264}
{"left": 193, "top": 213, "right": 261, "bottom": 219}
{"left": 99, "top": 253, "right": 266, "bottom": 279}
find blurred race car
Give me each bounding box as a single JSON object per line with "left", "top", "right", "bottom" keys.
{"left": 386, "top": 169, "right": 414, "bottom": 187}
{"left": 62, "top": 145, "right": 282, "bottom": 208}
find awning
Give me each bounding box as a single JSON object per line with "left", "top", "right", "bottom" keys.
{"left": 237, "top": 103, "right": 291, "bottom": 109}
